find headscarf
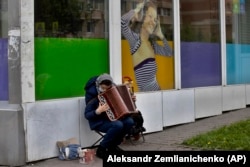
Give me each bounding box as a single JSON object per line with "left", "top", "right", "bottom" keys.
{"left": 95, "top": 73, "right": 113, "bottom": 93}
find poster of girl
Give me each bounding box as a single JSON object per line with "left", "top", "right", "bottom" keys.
{"left": 121, "top": 0, "right": 173, "bottom": 92}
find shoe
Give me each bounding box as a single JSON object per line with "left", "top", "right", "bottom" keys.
{"left": 115, "top": 146, "right": 124, "bottom": 151}
{"left": 141, "top": 127, "right": 146, "bottom": 132}
{"left": 125, "top": 135, "right": 130, "bottom": 140}
{"left": 96, "top": 145, "right": 107, "bottom": 159}
{"left": 108, "top": 146, "right": 124, "bottom": 152}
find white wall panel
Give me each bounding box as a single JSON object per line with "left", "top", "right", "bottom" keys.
{"left": 135, "top": 91, "right": 163, "bottom": 133}
{"left": 23, "top": 99, "right": 80, "bottom": 162}
{"left": 195, "top": 87, "right": 222, "bottom": 119}
{"left": 162, "top": 89, "right": 195, "bottom": 127}
{"left": 222, "top": 85, "right": 246, "bottom": 111}
{"left": 246, "top": 85, "right": 250, "bottom": 105}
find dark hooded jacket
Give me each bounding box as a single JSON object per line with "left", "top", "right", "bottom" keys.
{"left": 84, "top": 75, "right": 110, "bottom": 130}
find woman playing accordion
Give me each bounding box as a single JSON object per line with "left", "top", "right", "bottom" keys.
{"left": 84, "top": 73, "right": 135, "bottom": 159}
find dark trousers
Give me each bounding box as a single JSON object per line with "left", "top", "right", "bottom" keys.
{"left": 95, "top": 116, "right": 134, "bottom": 149}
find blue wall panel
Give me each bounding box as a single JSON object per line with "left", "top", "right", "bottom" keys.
{"left": 0, "top": 38, "right": 8, "bottom": 100}
{"left": 181, "top": 42, "right": 221, "bottom": 88}
{"left": 227, "top": 44, "right": 250, "bottom": 84}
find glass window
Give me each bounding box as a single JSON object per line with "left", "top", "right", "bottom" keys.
{"left": 0, "top": 0, "right": 8, "bottom": 100}
{"left": 35, "top": 0, "right": 109, "bottom": 100}
{"left": 180, "top": 0, "right": 221, "bottom": 88}
{"left": 121, "top": 0, "right": 174, "bottom": 92}
{"left": 35, "top": 0, "right": 108, "bottom": 38}
{"left": 226, "top": 0, "right": 250, "bottom": 84}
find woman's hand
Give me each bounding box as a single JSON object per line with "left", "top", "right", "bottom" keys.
{"left": 134, "top": 2, "right": 145, "bottom": 13}
{"left": 153, "top": 17, "right": 165, "bottom": 40}
{"left": 131, "top": 95, "right": 137, "bottom": 102}
{"left": 96, "top": 103, "right": 109, "bottom": 114}
{"left": 132, "top": 1, "right": 145, "bottom": 22}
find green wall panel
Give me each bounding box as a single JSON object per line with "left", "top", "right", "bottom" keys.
{"left": 35, "top": 38, "right": 109, "bottom": 100}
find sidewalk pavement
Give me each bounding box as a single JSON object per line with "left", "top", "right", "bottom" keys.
{"left": 21, "top": 107, "right": 250, "bottom": 167}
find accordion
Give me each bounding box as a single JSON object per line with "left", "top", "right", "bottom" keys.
{"left": 98, "top": 84, "right": 137, "bottom": 121}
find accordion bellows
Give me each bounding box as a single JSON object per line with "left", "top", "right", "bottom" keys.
{"left": 98, "top": 85, "right": 137, "bottom": 121}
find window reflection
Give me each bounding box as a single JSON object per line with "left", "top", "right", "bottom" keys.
{"left": 226, "top": 0, "right": 249, "bottom": 44}
{"left": 35, "top": 0, "right": 108, "bottom": 38}
{"left": 180, "top": 0, "right": 220, "bottom": 42}
{"left": 0, "top": 0, "right": 8, "bottom": 38}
